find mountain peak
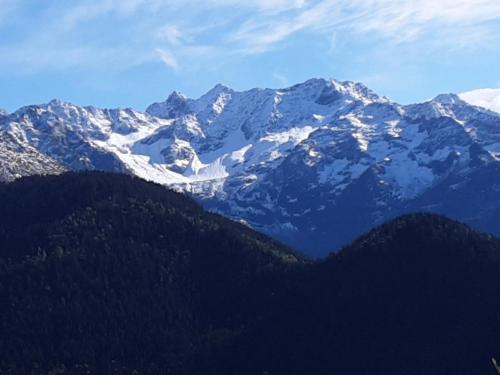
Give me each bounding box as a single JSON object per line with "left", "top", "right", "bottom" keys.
{"left": 432, "top": 93, "right": 463, "bottom": 105}
{"left": 48, "top": 98, "right": 73, "bottom": 108}
{"left": 338, "top": 79, "right": 386, "bottom": 102}
{"left": 167, "top": 91, "right": 187, "bottom": 101}
{"left": 405, "top": 92, "right": 477, "bottom": 119}
{"left": 210, "top": 83, "right": 231, "bottom": 91}
{"left": 202, "top": 83, "right": 233, "bottom": 99}
{"left": 146, "top": 91, "right": 191, "bottom": 119}
{"left": 294, "top": 77, "right": 329, "bottom": 87}
{"left": 282, "top": 78, "right": 385, "bottom": 106}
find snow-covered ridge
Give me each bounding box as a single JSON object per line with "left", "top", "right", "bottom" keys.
{"left": 2, "top": 77, "right": 499, "bottom": 196}
{"left": 459, "top": 88, "right": 500, "bottom": 114}
{"left": 1, "top": 78, "right": 500, "bottom": 255}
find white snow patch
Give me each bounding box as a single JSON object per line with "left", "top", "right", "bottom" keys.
{"left": 318, "top": 159, "right": 368, "bottom": 187}
{"left": 383, "top": 156, "right": 435, "bottom": 199}
{"left": 313, "top": 114, "right": 325, "bottom": 122}
{"left": 260, "top": 126, "right": 317, "bottom": 145}
{"left": 459, "top": 88, "right": 500, "bottom": 114}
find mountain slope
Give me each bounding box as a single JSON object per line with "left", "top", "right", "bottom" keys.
{"left": 1, "top": 79, "right": 500, "bottom": 256}
{"left": 0, "top": 130, "right": 65, "bottom": 181}
{"left": 460, "top": 88, "right": 500, "bottom": 114}
{"left": 200, "top": 214, "right": 500, "bottom": 375}
{"left": 0, "top": 173, "right": 500, "bottom": 374}
{"left": 0, "top": 172, "right": 300, "bottom": 373}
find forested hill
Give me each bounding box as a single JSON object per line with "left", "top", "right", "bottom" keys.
{"left": 0, "top": 171, "right": 302, "bottom": 374}
{"left": 0, "top": 172, "right": 499, "bottom": 374}
{"left": 234, "top": 214, "right": 500, "bottom": 374}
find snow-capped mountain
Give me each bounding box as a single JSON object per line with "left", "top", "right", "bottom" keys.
{"left": 1, "top": 78, "right": 500, "bottom": 256}
{"left": 0, "top": 100, "right": 176, "bottom": 180}
{"left": 459, "top": 88, "right": 500, "bottom": 114}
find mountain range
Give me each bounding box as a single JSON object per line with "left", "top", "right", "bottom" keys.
{"left": 1, "top": 172, "right": 499, "bottom": 374}
{"left": 1, "top": 78, "right": 499, "bottom": 256}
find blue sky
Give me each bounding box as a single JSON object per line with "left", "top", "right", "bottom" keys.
{"left": 0, "top": 0, "right": 499, "bottom": 112}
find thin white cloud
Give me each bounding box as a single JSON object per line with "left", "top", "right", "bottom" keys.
{"left": 186, "top": 0, "right": 306, "bottom": 13}
{"left": 231, "top": 0, "right": 500, "bottom": 52}
{"left": 351, "top": 0, "right": 500, "bottom": 40}
{"left": 156, "top": 48, "right": 179, "bottom": 69}
{"left": 1, "top": 0, "right": 499, "bottom": 73}
{"left": 158, "top": 25, "right": 183, "bottom": 46}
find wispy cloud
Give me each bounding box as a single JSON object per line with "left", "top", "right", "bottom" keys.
{"left": 156, "top": 48, "right": 179, "bottom": 69}
{"left": 1, "top": 0, "right": 499, "bottom": 73}
{"left": 158, "top": 25, "right": 183, "bottom": 46}
{"left": 231, "top": 0, "right": 500, "bottom": 52}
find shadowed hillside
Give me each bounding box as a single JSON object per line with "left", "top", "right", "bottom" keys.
{"left": 0, "top": 172, "right": 499, "bottom": 374}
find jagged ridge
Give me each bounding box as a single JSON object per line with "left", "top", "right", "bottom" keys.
{"left": 1, "top": 78, "right": 500, "bottom": 255}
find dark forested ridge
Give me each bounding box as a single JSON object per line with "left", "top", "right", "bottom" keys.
{"left": 0, "top": 172, "right": 302, "bottom": 374}
{"left": 0, "top": 172, "right": 499, "bottom": 374}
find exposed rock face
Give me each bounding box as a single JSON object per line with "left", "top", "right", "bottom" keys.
{"left": 2, "top": 79, "right": 500, "bottom": 256}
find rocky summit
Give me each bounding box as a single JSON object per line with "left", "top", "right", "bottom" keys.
{"left": 1, "top": 78, "right": 500, "bottom": 256}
